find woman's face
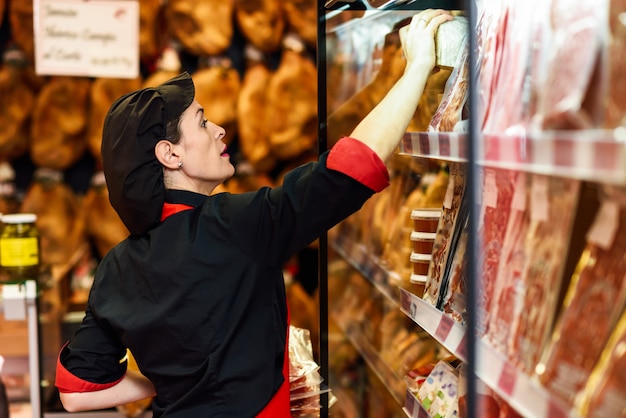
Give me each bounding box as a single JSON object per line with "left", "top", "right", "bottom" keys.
{"left": 175, "top": 100, "right": 235, "bottom": 191}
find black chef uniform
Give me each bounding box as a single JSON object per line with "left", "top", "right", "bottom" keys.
{"left": 55, "top": 136, "right": 391, "bottom": 417}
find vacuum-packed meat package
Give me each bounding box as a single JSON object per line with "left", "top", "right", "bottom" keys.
{"left": 533, "top": 0, "right": 607, "bottom": 130}
{"left": 423, "top": 163, "right": 467, "bottom": 308}
{"left": 440, "top": 209, "right": 469, "bottom": 324}
{"left": 476, "top": 168, "right": 517, "bottom": 335}
{"left": 537, "top": 187, "right": 626, "bottom": 405}
{"left": 483, "top": 173, "right": 530, "bottom": 354}
{"left": 428, "top": 36, "right": 470, "bottom": 133}
{"left": 508, "top": 175, "right": 580, "bottom": 374}
{"left": 482, "top": 1, "right": 535, "bottom": 135}
{"left": 474, "top": 1, "right": 507, "bottom": 131}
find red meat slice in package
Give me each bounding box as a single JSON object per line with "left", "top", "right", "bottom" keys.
{"left": 482, "top": 1, "right": 536, "bottom": 135}
{"left": 441, "top": 210, "right": 469, "bottom": 325}
{"left": 533, "top": 0, "right": 607, "bottom": 130}
{"left": 475, "top": 168, "right": 517, "bottom": 336}
{"left": 507, "top": 175, "right": 580, "bottom": 374}
{"left": 483, "top": 173, "right": 530, "bottom": 353}
{"left": 474, "top": 1, "right": 507, "bottom": 131}
{"left": 423, "top": 162, "right": 467, "bottom": 308}
{"left": 537, "top": 188, "right": 626, "bottom": 405}
{"left": 428, "top": 37, "right": 470, "bottom": 133}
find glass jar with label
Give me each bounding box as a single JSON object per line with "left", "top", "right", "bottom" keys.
{"left": 0, "top": 213, "right": 40, "bottom": 282}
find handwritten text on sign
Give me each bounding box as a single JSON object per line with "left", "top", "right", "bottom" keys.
{"left": 35, "top": 0, "right": 139, "bottom": 78}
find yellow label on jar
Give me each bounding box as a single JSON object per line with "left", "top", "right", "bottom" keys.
{"left": 0, "top": 237, "right": 39, "bottom": 267}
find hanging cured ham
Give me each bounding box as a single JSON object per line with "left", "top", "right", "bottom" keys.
{"left": 87, "top": 77, "right": 143, "bottom": 165}
{"left": 82, "top": 172, "right": 129, "bottom": 259}
{"left": 20, "top": 169, "right": 87, "bottom": 268}
{"left": 192, "top": 58, "right": 241, "bottom": 146}
{"left": 283, "top": 0, "right": 317, "bottom": 48}
{"left": 534, "top": 0, "right": 605, "bottom": 130}
{"left": 8, "top": 0, "right": 34, "bottom": 61}
{"left": 166, "top": 0, "right": 234, "bottom": 56}
{"left": 234, "top": 0, "right": 285, "bottom": 53}
{"left": 0, "top": 65, "right": 37, "bottom": 160}
{"left": 31, "top": 76, "right": 91, "bottom": 170}
{"left": 138, "top": 0, "right": 164, "bottom": 61}
{"left": 237, "top": 46, "right": 276, "bottom": 173}
{"left": 143, "top": 47, "right": 183, "bottom": 88}
{"left": 266, "top": 35, "right": 317, "bottom": 160}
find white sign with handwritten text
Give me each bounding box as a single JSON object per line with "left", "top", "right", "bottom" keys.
{"left": 34, "top": 0, "right": 139, "bottom": 78}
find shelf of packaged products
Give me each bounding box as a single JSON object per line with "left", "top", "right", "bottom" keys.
{"left": 400, "top": 130, "right": 626, "bottom": 185}
{"left": 398, "top": 288, "right": 580, "bottom": 418}
{"left": 400, "top": 132, "right": 468, "bottom": 163}
{"left": 331, "top": 219, "right": 583, "bottom": 417}
{"left": 331, "top": 234, "right": 400, "bottom": 307}
{"left": 403, "top": 389, "right": 433, "bottom": 418}
{"left": 330, "top": 310, "right": 406, "bottom": 406}
{"left": 398, "top": 288, "right": 467, "bottom": 361}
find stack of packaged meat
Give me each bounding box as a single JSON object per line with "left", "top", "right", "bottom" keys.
{"left": 423, "top": 162, "right": 468, "bottom": 308}
{"left": 475, "top": 0, "right": 626, "bottom": 135}
{"left": 289, "top": 326, "right": 336, "bottom": 417}
{"left": 505, "top": 176, "right": 581, "bottom": 374}
{"left": 475, "top": 168, "right": 517, "bottom": 335}
{"left": 537, "top": 186, "right": 626, "bottom": 408}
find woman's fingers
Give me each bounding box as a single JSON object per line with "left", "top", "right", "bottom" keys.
{"left": 399, "top": 9, "right": 455, "bottom": 70}
{"left": 426, "top": 11, "right": 455, "bottom": 32}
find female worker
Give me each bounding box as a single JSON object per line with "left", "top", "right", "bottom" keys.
{"left": 55, "top": 9, "right": 453, "bottom": 417}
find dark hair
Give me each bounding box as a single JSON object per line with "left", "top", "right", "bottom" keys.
{"left": 164, "top": 114, "right": 183, "bottom": 144}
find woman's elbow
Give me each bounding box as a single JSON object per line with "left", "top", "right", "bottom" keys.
{"left": 59, "top": 392, "right": 88, "bottom": 413}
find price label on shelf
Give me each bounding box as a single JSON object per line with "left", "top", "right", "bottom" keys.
{"left": 511, "top": 173, "right": 527, "bottom": 212}
{"left": 483, "top": 169, "right": 498, "bottom": 209}
{"left": 400, "top": 289, "right": 411, "bottom": 311}
{"left": 586, "top": 199, "right": 620, "bottom": 250}
{"left": 419, "top": 134, "right": 430, "bottom": 155}
{"left": 417, "top": 405, "right": 429, "bottom": 418}
{"left": 530, "top": 176, "right": 549, "bottom": 222}
{"left": 435, "top": 314, "right": 454, "bottom": 341}
{"left": 456, "top": 332, "right": 468, "bottom": 361}
{"left": 547, "top": 398, "right": 570, "bottom": 418}
{"left": 439, "top": 134, "right": 451, "bottom": 157}
{"left": 497, "top": 361, "right": 517, "bottom": 397}
{"left": 405, "top": 390, "right": 416, "bottom": 412}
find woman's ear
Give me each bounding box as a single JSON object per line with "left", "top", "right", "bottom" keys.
{"left": 155, "top": 140, "right": 181, "bottom": 169}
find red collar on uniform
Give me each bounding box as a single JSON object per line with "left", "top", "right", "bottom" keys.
{"left": 161, "top": 202, "right": 194, "bottom": 221}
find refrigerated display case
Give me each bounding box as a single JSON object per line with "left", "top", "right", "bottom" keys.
{"left": 318, "top": 1, "right": 626, "bottom": 417}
